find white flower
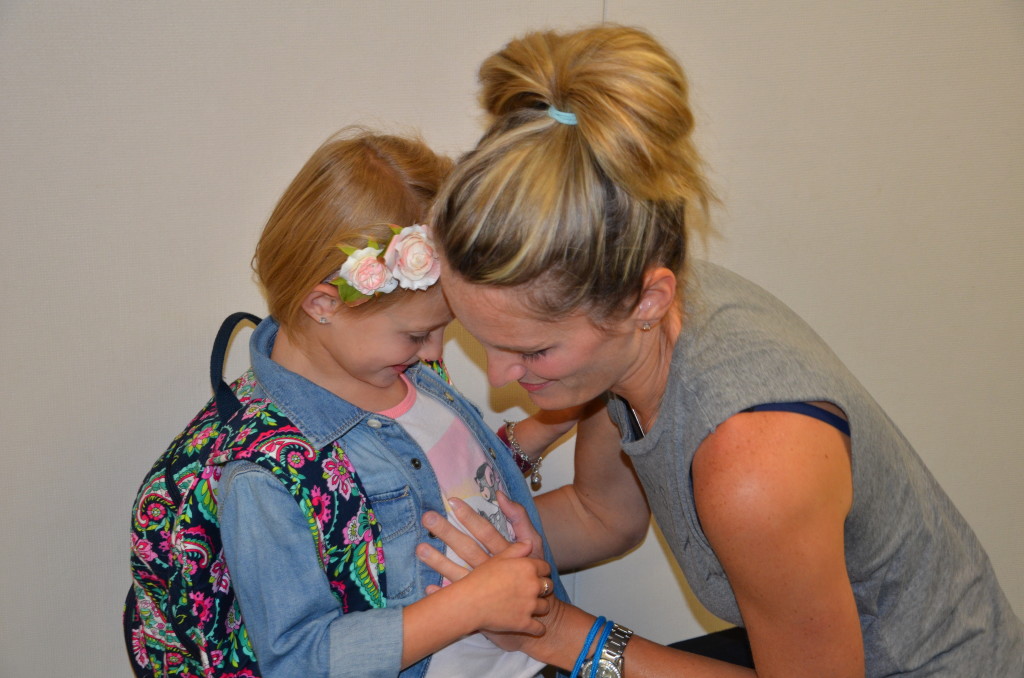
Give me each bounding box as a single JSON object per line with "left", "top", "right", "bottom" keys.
{"left": 338, "top": 246, "right": 398, "bottom": 295}
{"left": 384, "top": 224, "right": 441, "bottom": 290}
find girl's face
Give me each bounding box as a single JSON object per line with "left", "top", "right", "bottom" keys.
{"left": 326, "top": 286, "right": 452, "bottom": 392}
{"left": 442, "top": 274, "right": 637, "bottom": 411}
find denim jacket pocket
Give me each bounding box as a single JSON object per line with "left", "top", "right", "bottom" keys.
{"left": 366, "top": 485, "right": 418, "bottom": 600}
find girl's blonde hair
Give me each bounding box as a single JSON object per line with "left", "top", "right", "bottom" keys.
{"left": 433, "top": 25, "right": 714, "bottom": 320}
{"left": 253, "top": 128, "right": 452, "bottom": 332}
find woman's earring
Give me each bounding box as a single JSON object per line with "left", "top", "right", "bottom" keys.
{"left": 319, "top": 317, "right": 329, "bottom": 325}
{"left": 641, "top": 321, "right": 652, "bottom": 332}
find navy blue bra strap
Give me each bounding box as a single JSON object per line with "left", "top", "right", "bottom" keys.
{"left": 210, "top": 312, "right": 262, "bottom": 420}
{"left": 744, "top": 402, "right": 851, "bottom": 437}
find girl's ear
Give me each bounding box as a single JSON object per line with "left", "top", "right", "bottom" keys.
{"left": 634, "top": 267, "right": 677, "bottom": 327}
{"left": 300, "top": 283, "right": 341, "bottom": 324}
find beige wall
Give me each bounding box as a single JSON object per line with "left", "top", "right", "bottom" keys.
{"left": 1, "top": 2, "right": 1021, "bottom": 675}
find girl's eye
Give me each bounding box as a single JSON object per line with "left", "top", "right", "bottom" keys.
{"left": 521, "top": 349, "right": 547, "bottom": 361}
{"left": 410, "top": 334, "right": 431, "bottom": 345}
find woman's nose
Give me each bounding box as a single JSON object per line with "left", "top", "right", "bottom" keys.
{"left": 486, "top": 351, "right": 526, "bottom": 388}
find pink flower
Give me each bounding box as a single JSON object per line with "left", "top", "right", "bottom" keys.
{"left": 131, "top": 626, "right": 150, "bottom": 667}
{"left": 131, "top": 534, "right": 158, "bottom": 562}
{"left": 323, "top": 451, "right": 354, "bottom": 500}
{"left": 225, "top": 605, "right": 243, "bottom": 633}
{"left": 384, "top": 224, "right": 440, "bottom": 290}
{"left": 339, "top": 246, "right": 398, "bottom": 295}
{"left": 344, "top": 515, "right": 370, "bottom": 546}
{"left": 210, "top": 557, "right": 231, "bottom": 593}
{"left": 190, "top": 591, "right": 213, "bottom": 624}
{"left": 310, "top": 486, "right": 333, "bottom": 524}
{"left": 145, "top": 502, "right": 167, "bottom": 522}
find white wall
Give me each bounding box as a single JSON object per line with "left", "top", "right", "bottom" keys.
{"left": 1, "top": 2, "right": 1020, "bottom": 675}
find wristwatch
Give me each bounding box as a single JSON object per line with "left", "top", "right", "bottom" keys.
{"left": 579, "top": 622, "right": 634, "bottom": 678}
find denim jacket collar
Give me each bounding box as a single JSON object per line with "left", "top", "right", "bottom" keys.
{"left": 250, "top": 317, "right": 375, "bottom": 449}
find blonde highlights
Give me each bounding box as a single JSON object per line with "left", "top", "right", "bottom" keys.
{"left": 253, "top": 128, "right": 452, "bottom": 331}
{"left": 433, "top": 25, "right": 714, "bottom": 320}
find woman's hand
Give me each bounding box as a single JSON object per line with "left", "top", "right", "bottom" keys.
{"left": 418, "top": 497, "right": 556, "bottom": 648}
{"left": 423, "top": 493, "right": 545, "bottom": 565}
{"left": 417, "top": 497, "right": 552, "bottom": 635}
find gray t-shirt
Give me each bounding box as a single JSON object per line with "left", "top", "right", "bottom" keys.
{"left": 607, "top": 261, "right": 1023, "bottom": 676}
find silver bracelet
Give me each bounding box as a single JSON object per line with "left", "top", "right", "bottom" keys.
{"left": 505, "top": 419, "right": 543, "bottom": 490}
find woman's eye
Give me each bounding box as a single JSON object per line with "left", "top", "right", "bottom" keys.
{"left": 522, "top": 349, "right": 547, "bottom": 361}
{"left": 410, "top": 334, "right": 431, "bottom": 345}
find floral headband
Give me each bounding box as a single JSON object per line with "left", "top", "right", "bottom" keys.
{"left": 329, "top": 224, "right": 441, "bottom": 306}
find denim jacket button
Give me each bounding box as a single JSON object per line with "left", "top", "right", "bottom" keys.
{"left": 488, "top": 447, "right": 497, "bottom": 459}
{"left": 444, "top": 392, "right": 454, "bottom": 402}
{"left": 410, "top": 458, "right": 422, "bottom": 469}
{"left": 367, "top": 418, "right": 382, "bottom": 429}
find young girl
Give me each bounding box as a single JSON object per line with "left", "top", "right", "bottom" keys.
{"left": 124, "top": 129, "right": 566, "bottom": 678}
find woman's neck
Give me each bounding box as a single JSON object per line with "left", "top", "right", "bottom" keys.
{"left": 611, "top": 303, "right": 683, "bottom": 434}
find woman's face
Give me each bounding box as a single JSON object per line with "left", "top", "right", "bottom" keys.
{"left": 443, "top": 273, "right": 637, "bottom": 410}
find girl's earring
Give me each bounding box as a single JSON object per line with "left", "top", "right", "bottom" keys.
{"left": 319, "top": 317, "right": 329, "bottom": 325}
{"left": 641, "top": 321, "right": 652, "bottom": 332}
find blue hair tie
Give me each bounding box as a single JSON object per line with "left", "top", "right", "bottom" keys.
{"left": 547, "top": 105, "right": 578, "bottom": 125}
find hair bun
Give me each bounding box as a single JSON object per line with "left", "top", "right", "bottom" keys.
{"left": 479, "top": 25, "right": 705, "bottom": 205}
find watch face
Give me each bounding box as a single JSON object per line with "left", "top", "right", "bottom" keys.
{"left": 579, "top": 659, "right": 622, "bottom": 678}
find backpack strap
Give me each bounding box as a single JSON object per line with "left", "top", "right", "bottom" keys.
{"left": 159, "top": 312, "right": 262, "bottom": 668}
{"left": 211, "top": 312, "right": 262, "bottom": 421}
{"left": 164, "top": 313, "right": 261, "bottom": 512}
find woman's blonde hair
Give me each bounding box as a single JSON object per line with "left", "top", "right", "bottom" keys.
{"left": 433, "top": 25, "right": 714, "bottom": 320}
{"left": 253, "top": 128, "right": 452, "bottom": 332}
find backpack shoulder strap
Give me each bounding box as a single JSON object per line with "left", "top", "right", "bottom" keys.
{"left": 210, "top": 312, "right": 262, "bottom": 421}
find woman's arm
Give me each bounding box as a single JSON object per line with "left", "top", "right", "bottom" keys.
{"left": 692, "top": 408, "right": 863, "bottom": 676}
{"left": 418, "top": 498, "right": 753, "bottom": 677}
{"left": 420, "top": 407, "right": 864, "bottom": 677}
{"left": 533, "top": 399, "right": 650, "bottom": 570}
{"left": 502, "top": 405, "right": 582, "bottom": 460}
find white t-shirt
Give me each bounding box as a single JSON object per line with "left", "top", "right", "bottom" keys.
{"left": 379, "top": 376, "right": 543, "bottom": 678}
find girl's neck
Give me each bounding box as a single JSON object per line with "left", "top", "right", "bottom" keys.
{"left": 270, "top": 326, "right": 408, "bottom": 412}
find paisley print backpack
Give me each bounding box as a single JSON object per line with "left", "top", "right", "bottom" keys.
{"left": 123, "top": 313, "right": 387, "bottom": 677}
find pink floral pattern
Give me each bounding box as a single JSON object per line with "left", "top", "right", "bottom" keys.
{"left": 125, "top": 368, "right": 385, "bottom": 676}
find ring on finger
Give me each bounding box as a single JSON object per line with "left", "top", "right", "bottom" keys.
{"left": 540, "top": 578, "right": 552, "bottom": 597}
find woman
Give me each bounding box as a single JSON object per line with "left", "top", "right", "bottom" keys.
{"left": 417, "top": 25, "right": 1024, "bottom": 677}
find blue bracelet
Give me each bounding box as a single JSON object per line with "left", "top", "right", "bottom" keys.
{"left": 570, "top": 616, "right": 606, "bottom": 678}
{"left": 589, "top": 620, "right": 615, "bottom": 678}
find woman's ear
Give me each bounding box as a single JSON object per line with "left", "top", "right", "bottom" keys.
{"left": 635, "top": 267, "right": 678, "bottom": 326}
{"left": 300, "top": 283, "right": 341, "bottom": 324}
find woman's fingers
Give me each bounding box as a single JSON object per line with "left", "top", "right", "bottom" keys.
{"left": 448, "top": 496, "right": 518, "bottom": 556}
{"left": 421, "top": 507, "right": 492, "bottom": 567}
{"left": 415, "top": 542, "right": 470, "bottom": 582}
{"left": 496, "top": 491, "right": 544, "bottom": 559}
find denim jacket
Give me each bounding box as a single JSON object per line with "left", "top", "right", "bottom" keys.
{"left": 218, "top": 318, "right": 566, "bottom": 678}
